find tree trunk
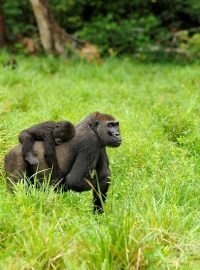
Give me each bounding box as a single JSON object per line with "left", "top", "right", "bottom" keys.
{"left": 0, "top": 0, "right": 5, "bottom": 47}
{"left": 29, "top": 0, "right": 84, "bottom": 55}
{"left": 29, "top": 0, "right": 101, "bottom": 60}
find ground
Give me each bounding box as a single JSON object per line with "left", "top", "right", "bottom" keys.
{"left": 0, "top": 54, "right": 200, "bottom": 269}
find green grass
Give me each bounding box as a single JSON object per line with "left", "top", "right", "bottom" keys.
{"left": 0, "top": 53, "right": 200, "bottom": 269}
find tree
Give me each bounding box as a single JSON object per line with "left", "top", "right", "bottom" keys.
{"left": 28, "top": 0, "right": 84, "bottom": 55}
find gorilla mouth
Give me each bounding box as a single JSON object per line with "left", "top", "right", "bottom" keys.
{"left": 110, "top": 140, "right": 122, "bottom": 147}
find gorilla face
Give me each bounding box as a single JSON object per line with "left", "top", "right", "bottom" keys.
{"left": 97, "top": 120, "right": 122, "bottom": 147}
{"left": 53, "top": 121, "right": 76, "bottom": 144}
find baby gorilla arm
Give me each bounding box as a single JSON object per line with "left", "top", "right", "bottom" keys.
{"left": 18, "top": 120, "right": 75, "bottom": 179}
{"left": 44, "top": 132, "right": 63, "bottom": 180}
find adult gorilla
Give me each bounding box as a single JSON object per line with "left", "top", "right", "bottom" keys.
{"left": 4, "top": 112, "right": 122, "bottom": 213}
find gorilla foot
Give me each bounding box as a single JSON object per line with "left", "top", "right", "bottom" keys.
{"left": 25, "top": 152, "right": 39, "bottom": 166}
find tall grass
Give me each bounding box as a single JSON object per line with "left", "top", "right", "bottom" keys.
{"left": 0, "top": 53, "right": 200, "bottom": 269}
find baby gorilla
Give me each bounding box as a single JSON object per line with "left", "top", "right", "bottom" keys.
{"left": 19, "top": 121, "right": 75, "bottom": 179}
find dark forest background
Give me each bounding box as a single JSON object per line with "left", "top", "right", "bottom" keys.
{"left": 1, "top": 0, "right": 200, "bottom": 59}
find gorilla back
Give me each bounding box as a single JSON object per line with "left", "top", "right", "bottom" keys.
{"left": 4, "top": 112, "right": 122, "bottom": 213}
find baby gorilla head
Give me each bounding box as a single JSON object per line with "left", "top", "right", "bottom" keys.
{"left": 53, "top": 121, "right": 76, "bottom": 145}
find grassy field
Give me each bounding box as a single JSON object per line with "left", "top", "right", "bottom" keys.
{"left": 0, "top": 53, "right": 200, "bottom": 269}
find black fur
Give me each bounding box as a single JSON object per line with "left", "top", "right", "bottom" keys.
{"left": 5, "top": 112, "right": 122, "bottom": 213}
{"left": 18, "top": 121, "right": 75, "bottom": 179}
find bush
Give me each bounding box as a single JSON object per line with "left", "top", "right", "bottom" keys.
{"left": 3, "top": 0, "right": 36, "bottom": 41}
{"left": 77, "top": 15, "right": 159, "bottom": 55}
{"left": 2, "top": 0, "right": 200, "bottom": 57}
{"left": 153, "top": 101, "right": 194, "bottom": 143}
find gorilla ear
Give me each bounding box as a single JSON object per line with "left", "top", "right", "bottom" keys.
{"left": 94, "top": 119, "right": 100, "bottom": 128}
{"left": 89, "top": 118, "right": 100, "bottom": 130}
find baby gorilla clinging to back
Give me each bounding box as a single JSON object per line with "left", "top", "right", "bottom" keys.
{"left": 19, "top": 121, "right": 75, "bottom": 179}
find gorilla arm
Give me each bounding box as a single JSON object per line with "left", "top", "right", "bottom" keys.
{"left": 63, "top": 150, "right": 98, "bottom": 192}
{"left": 93, "top": 148, "right": 111, "bottom": 213}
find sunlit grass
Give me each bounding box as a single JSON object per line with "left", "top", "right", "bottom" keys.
{"left": 0, "top": 53, "right": 200, "bottom": 269}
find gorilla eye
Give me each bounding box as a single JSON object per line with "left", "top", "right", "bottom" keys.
{"left": 94, "top": 119, "right": 100, "bottom": 127}
{"left": 108, "top": 131, "right": 114, "bottom": 136}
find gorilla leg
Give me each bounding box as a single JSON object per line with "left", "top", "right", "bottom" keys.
{"left": 19, "top": 132, "right": 39, "bottom": 166}
{"left": 4, "top": 145, "right": 30, "bottom": 192}
{"left": 93, "top": 178, "right": 110, "bottom": 213}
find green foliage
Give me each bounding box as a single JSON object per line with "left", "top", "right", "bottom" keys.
{"left": 0, "top": 54, "right": 200, "bottom": 268}
{"left": 77, "top": 15, "right": 159, "bottom": 55}
{"left": 153, "top": 100, "right": 194, "bottom": 143}
{"left": 2, "top": 0, "right": 200, "bottom": 57}
{"left": 3, "top": 0, "right": 36, "bottom": 40}
{"left": 176, "top": 31, "right": 200, "bottom": 58}
{"left": 189, "top": 33, "right": 200, "bottom": 55}
{"left": 149, "top": 0, "right": 200, "bottom": 29}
